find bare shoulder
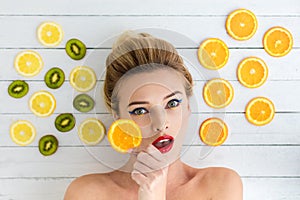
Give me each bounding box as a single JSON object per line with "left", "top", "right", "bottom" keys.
{"left": 64, "top": 173, "right": 113, "bottom": 200}
{"left": 195, "top": 167, "right": 243, "bottom": 200}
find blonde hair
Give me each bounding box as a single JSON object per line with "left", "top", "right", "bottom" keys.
{"left": 103, "top": 31, "right": 194, "bottom": 113}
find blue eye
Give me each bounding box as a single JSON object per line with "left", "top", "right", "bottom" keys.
{"left": 167, "top": 99, "right": 182, "bottom": 108}
{"left": 128, "top": 108, "right": 149, "bottom": 115}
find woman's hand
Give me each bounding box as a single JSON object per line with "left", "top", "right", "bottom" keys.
{"left": 131, "top": 145, "right": 169, "bottom": 200}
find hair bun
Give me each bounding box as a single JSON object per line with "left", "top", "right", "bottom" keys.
{"left": 112, "top": 30, "right": 151, "bottom": 50}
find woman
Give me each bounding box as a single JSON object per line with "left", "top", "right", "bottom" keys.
{"left": 64, "top": 31, "right": 243, "bottom": 200}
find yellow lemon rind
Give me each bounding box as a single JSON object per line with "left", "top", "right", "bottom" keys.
{"left": 69, "top": 66, "right": 97, "bottom": 92}
{"left": 10, "top": 120, "right": 36, "bottom": 146}
{"left": 78, "top": 118, "right": 106, "bottom": 145}
{"left": 29, "top": 90, "right": 56, "bottom": 117}
{"left": 14, "top": 50, "right": 44, "bottom": 77}
{"left": 37, "top": 21, "right": 64, "bottom": 47}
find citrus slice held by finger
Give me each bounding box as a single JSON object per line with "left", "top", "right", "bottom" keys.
{"left": 69, "top": 66, "right": 96, "bottom": 92}
{"left": 226, "top": 9, "right": 258, "bottom": 40}
{"left": 199, "top": 118, "right": 228, "bottom": 146}
{"left": 107, "top": 119, "right": 142, "bottom": 153}
{"left": 78, "top": 118, "right": 105, "bottom": 145}
{"left": 29, "top": 91, "right": 56, "bottom": 117}
{"left": 245, "top": 97, "right": 275, "bottom": 126}
{"left": 198, "top": 38, "right": 229, "bottom": 70}
{"left": 10, "top": 120, "right": 36, "bottom": 146}
{"left": 263, "top": 26, "right": 293, "bottom": 57}
{"left": 37, "top": 21, "right": 64, "bottom": 47}
{"left": 237, "top": 57, "right": 268, "bottom": 88}
{"left": 14, "top": 50, "right": 44, "bottom": 77}
{"left": 203, "top": 78, "right": 234, "bottom": 108}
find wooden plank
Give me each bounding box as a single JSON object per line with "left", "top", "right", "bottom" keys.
{"left": 0, "top": 113, "right": 300, "bottom": 146}
{"left": 1, "top": 49, "right": 300, "bottom": 81}
{"left": 243, "top": 178, "right": 300, "bottom": 200}
{"left": 0, "top": 0, "right": 299, "bottom": 16}
{"left": 0, "top": 146, "right": 299, "bottom": 178}
{"left": 0, "top": 16, "right": 299, "bottom": 48}
{"left": 1, "top": 80, "right": 300, "bottom": 113}
{"left": 0, "top": 177, "right": 299, "bottom": 200}
{"left": 0, "top": 178, "right": 70, "bottom": 200}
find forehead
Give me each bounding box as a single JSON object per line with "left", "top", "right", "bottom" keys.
{"left": 117, "top": 68, "right": 185, "bottom": 102}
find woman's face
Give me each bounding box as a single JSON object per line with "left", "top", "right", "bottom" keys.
{"left": 115, "top": 68, "right": 191, "bottom": 158}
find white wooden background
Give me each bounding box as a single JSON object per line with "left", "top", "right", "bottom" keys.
{"left": 0, "top": 0, "right": 300, "bottom": 199}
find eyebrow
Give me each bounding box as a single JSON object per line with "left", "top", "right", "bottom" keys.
{"left": 127, "top": 91, "right": 183, "bottom": 107}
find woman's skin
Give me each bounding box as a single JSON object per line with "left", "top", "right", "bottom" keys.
{"left": 64, "top": 68, "right": 243, "bottom": 200}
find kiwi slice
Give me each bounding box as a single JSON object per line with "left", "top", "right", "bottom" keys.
{"left": 44, "top": 67, "right": 65, "bottom": 89}
{"left": 73, "top": 94, "right": 95, "bottom": 113}
{"left": 8, "top": 80, "right": 29, "bottom": 98}
{"left": 65, "top": 38, "right": 86, "bottom": 60}
{"left": 39, "top": 135, "right": 58, "bottom": 156}
{"left": 55, "top": 113, "right": 76, "bottom": 132}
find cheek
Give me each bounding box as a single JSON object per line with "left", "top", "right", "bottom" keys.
{"left": 166, "top": 109, "right": 183, "bottom": 132}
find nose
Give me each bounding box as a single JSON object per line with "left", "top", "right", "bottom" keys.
{"left": 149, "top": 105, "right": 169, "bottom": 132}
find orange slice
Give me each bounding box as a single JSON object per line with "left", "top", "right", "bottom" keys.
{"left": 203, "top": 78, "right": 234, "bottom": 108}
{"left": 199, "top": 118, "right": 228, "bottom": 146}
{"left": 78, "top": 118, "right": 106, "bottom": 145}
{"left": 69, "top": 66, "right": 97, "bottom": 92}
{"left": 226, "top": 9, "right": 258, "bottom": 40}
{"left": 14, "top": 50, "right": 44, "bottom": 77}
{"left": 29, "top": 91, "right": 56, "bottom": 117}
{"left": 263, "top": 26, "right": 293, "bottom": 57}
{"left": 107, "top": 119, "right": 142, "bottom": 153}
{"left": 198, "top": 38, "right": 229, "bottom": 70}
{"left": 10, "top": 120, "right": 36, "bottom": 146}
{"left": 237, "top": 57, "right": 268, "bottom": 88}
{"left": 37, "top": 21, "right": 64, "bottom": 47}
{"left": 245, "top": 97, "right": 275, "bottom": 126}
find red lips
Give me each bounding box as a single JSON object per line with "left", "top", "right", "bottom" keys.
{"left": 152, "top": 135, "right": 174, "bottom": 154}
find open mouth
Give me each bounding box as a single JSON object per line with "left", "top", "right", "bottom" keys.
{"left": 152, "top": 135, "right": 174, "bottom": 154}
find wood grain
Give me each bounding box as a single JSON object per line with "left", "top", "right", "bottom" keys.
{"left": 0, "top": 0, "right": 299, "bottom": 199}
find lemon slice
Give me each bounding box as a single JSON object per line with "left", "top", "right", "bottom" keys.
{"left": 69, "top": 66, "right": 97, "bottom": 92}
{"left": 29, "top": 91, "right": 56, "bottom": 117}
{"left": 107, "top": 119, "right": 142, "bottom": 153}
{"left": 14, "top": 50, "right": 44, "bottom": 77}
{"left": 78, "top": 118, "right": 106, "bottom": 145}
{"left": 37, "top": 21, "right": 64, "bottom": 47}
{"left": 10, "top": 120, "right": 36, "bottom": 146}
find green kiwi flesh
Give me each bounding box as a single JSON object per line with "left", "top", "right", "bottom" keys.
{"left": 65, "top": 39, "right": 86, "bottom": 60}
{"left": 39, "top": 135, "right": 58, "bottom": 156}
{"left": 8, "top": 80, "right": 29, "bottom": 98}
{"left": 73, "top": 94, "right": 95, "bottom": 113}
{"left": 55, "top": 113, "right": 76, "bottom": 132}
{"left": 44, "top": 67, "right": 65, "bottom": 89}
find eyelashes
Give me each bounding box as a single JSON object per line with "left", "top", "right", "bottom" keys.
{"left": 128, "top": 99, "right": 183, "bottom": 116}
{"left": 128, "top": 107, "right": 148, "bottom": 115}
